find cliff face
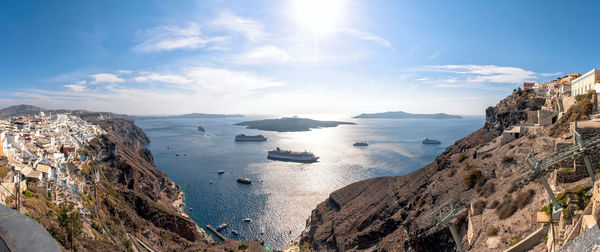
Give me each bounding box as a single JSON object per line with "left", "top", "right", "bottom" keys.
{"left": 82, "top": 115, "right": 265, "bottom": 250}
{"left": 484, "top": 91, "right": 545, "bottom": 134}
{"left": 299, "top": 91, "right": 551, "bottom": 251}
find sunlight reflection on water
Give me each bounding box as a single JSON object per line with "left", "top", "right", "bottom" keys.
{"left": 136, "top": 116, "right": 483, "bottom": 249}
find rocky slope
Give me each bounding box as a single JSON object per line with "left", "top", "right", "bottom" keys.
{"left": 2, "top": 106, "right": 265, "bottom": 251}
{"left": 298, "top": 90, "right": 560, "bottom": 251}
{"left": 77, "top": 113, "right": 266, "bottom": 251}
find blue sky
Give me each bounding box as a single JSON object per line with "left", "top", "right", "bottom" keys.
{"left": 0, "top": 0, "right": 599, "bottom": 116}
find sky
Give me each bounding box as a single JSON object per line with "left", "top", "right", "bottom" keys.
{"left": 0, "top": 0, "right": 599, "bottom": 116}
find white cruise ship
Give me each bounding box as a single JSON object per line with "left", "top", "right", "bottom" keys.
{"left": 235, "top": 134, "right": 267, "bottom": 141}
{"left": 267, "top": 147, "right": 319, "bottom": 163}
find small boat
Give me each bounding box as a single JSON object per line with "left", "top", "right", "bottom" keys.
{"left": 422, "top": 138, "right": 441, "bottom": 144}
{"left": 243, "top": 218, "right": 252, "bottom": 222}
{"left": 175, "top": 153, "right": 180, "bottom": 156}
{"left": 198, "top": 126, "right": 205, "bottom": 132}
{"left": 189, "top": 207, "right": 193, "bottom": 211}
{"left": 237, "top": 177, "right": 252, "bottom": 184}
{"left": 216, "top": 222, "right": 229, "bottom": 231}
{"left": 209, "top": 181, "right": 214, "bottom": 184}
{"left": 232, "top": 230, "right": 239, "bottom": 235}
{"left": 353, "top": 142, "right": 368, "bottom": 146}
{"left": 217, "top": 170, "right": 225, "bottom": 175}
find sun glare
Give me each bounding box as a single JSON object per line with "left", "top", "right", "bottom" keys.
{"left": 291, "top": 0, "right": 346, "bottom": 35}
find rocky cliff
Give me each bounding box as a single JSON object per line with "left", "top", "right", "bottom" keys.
{"left": 1, "top": 106, "right": 265, "bottom": 251}
{"left": 80, "top": 113, "right": 265, "bottom": 251}
{"left": 299, "top": 90, "right": 556, "bottom": 251}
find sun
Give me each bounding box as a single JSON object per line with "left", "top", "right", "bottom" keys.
{"left": 291, "top": 0, "right": 346, "bottom": 35}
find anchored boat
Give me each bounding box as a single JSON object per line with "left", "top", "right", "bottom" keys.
{"left": 237, "top": 177, "right": 252, "bottom": 184}
{"left": 216, "top": 222, "right": 229, "bottom": 231}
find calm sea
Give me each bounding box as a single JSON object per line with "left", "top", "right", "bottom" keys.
{"left": 135, "top": 116, "right": 483, "bottom": 249}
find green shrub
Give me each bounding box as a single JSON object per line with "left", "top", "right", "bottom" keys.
{"left": 481, "top": 153, "right": 493, "bottom": 159}
{"left": 514, "top": 189, "right": 535, "bottom": 209}
{"left": 487, "top": 226, "right": 499, "bottom": 237}
{"left": 488, "top": 199, "right": 500, "bottom": 209}
{"left": 23, "top": 188, "right": 34, "bottom": 198}
{"left": 478, "top": 182, "right": 495, "bottom": 197}
{"left": 551, "top": 90, "right": 595, "bottom": 136}
{"left": 473, "top": 200, "right": 486, "bottom": 215}
{"left": 447, "top": 168, "right": 457, "bottom": 177}
{"left": 508, "top": 181, "right": 519, "bottom": 193}
{"left": 463, "top": 169, "right": 485, "bottom": 189}
{"left": 496, "top": 190, "right": 535, "bottom": 220}
{"left": 0, "top": 166, "right": 11, "bottom": 178}
{"left": 239, "top": 243, "right": 248, "bottom": 250}
{"left": 541, "top": 203, "right": 553, "bottom": 217}
{"left": 509, "top": 235, "right": 521, "bottom": 246}
{"left": 457, "top": 152, "right": 467, "bottom": 163}
{"left": 501, "top": 156, "right": 514, "bottom": 164}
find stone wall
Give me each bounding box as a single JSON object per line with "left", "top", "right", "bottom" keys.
{"left": 592, "top": 180, "right": 600, "bottom": 227}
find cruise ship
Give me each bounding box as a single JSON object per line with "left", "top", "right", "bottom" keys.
{"left": 235, "top": 134, "right": 267, "bottom": 141}
{"left": 422, "top": 138, "right": 441, "bottom": 144}
{"left": 267, "top": 147, "right": 319, "bottom": 163}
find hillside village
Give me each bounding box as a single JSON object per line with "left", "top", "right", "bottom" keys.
{"left": 0, "top": 112, "right": 104, "bottom": 209}
{"left": 463, "top": 68, "right": 600, "bottom": 251}
{"left": 427, "top": 69, "right": 600, "bottom": 252}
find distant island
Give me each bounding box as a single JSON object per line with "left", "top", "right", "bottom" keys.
{"left": 354, "top": 111, "right": 462, "bottom": 119}
{"left": 234, "top": 117, "right": 355, "bottom": 132}
{"left": 135, "top": 113, "right": 244, "bottom": 120}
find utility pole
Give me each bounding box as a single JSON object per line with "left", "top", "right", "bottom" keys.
{"left": 429, "top": 200, "right": 465, "bottom": 252}
{"left": 573, "top": 131, "right": 595, "bottom": 184}
{"left": 15, "top": 168, "right": 20, "bottom": 212}
{"left": 524, "top": 151, "right": 562, "bottom": 213}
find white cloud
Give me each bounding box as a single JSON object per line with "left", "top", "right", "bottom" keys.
{"left": 539, "top": 72, "right": 562, "bottom": 77}
{"left": 118, "top": 70, "right": 132, "bottom": 75}
{"left": 339, "top": 28, "right": 392, "bottom": 49}
{"left": 429, "top": 50, "right": 442, "bottom": 59}
{"left": 132, "top": 23, "right": 227, "bottom": 52}
{"left": 235, "top": 45, "right": 291, "bottom": 64}
{"left": 133, "top": 67, "right": 283, "bottom": 94}
{"left": 415, "top": 65, "right": 544, "bottom": 84}
{"left": 90, "top": 73, "right": 125, "bottom": 84}
{"left": 64, "top": 80, "right": 87, "bottom": 92}
{"left": 210, "top": 11, "right": 266, "bottom": 41}
{"left": 134, "top": 73, "right": 189, "bottom": 85}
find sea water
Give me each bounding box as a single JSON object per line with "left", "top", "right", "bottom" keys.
{"left": 135, "top": 116, "right": 483, "bottom": 249}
